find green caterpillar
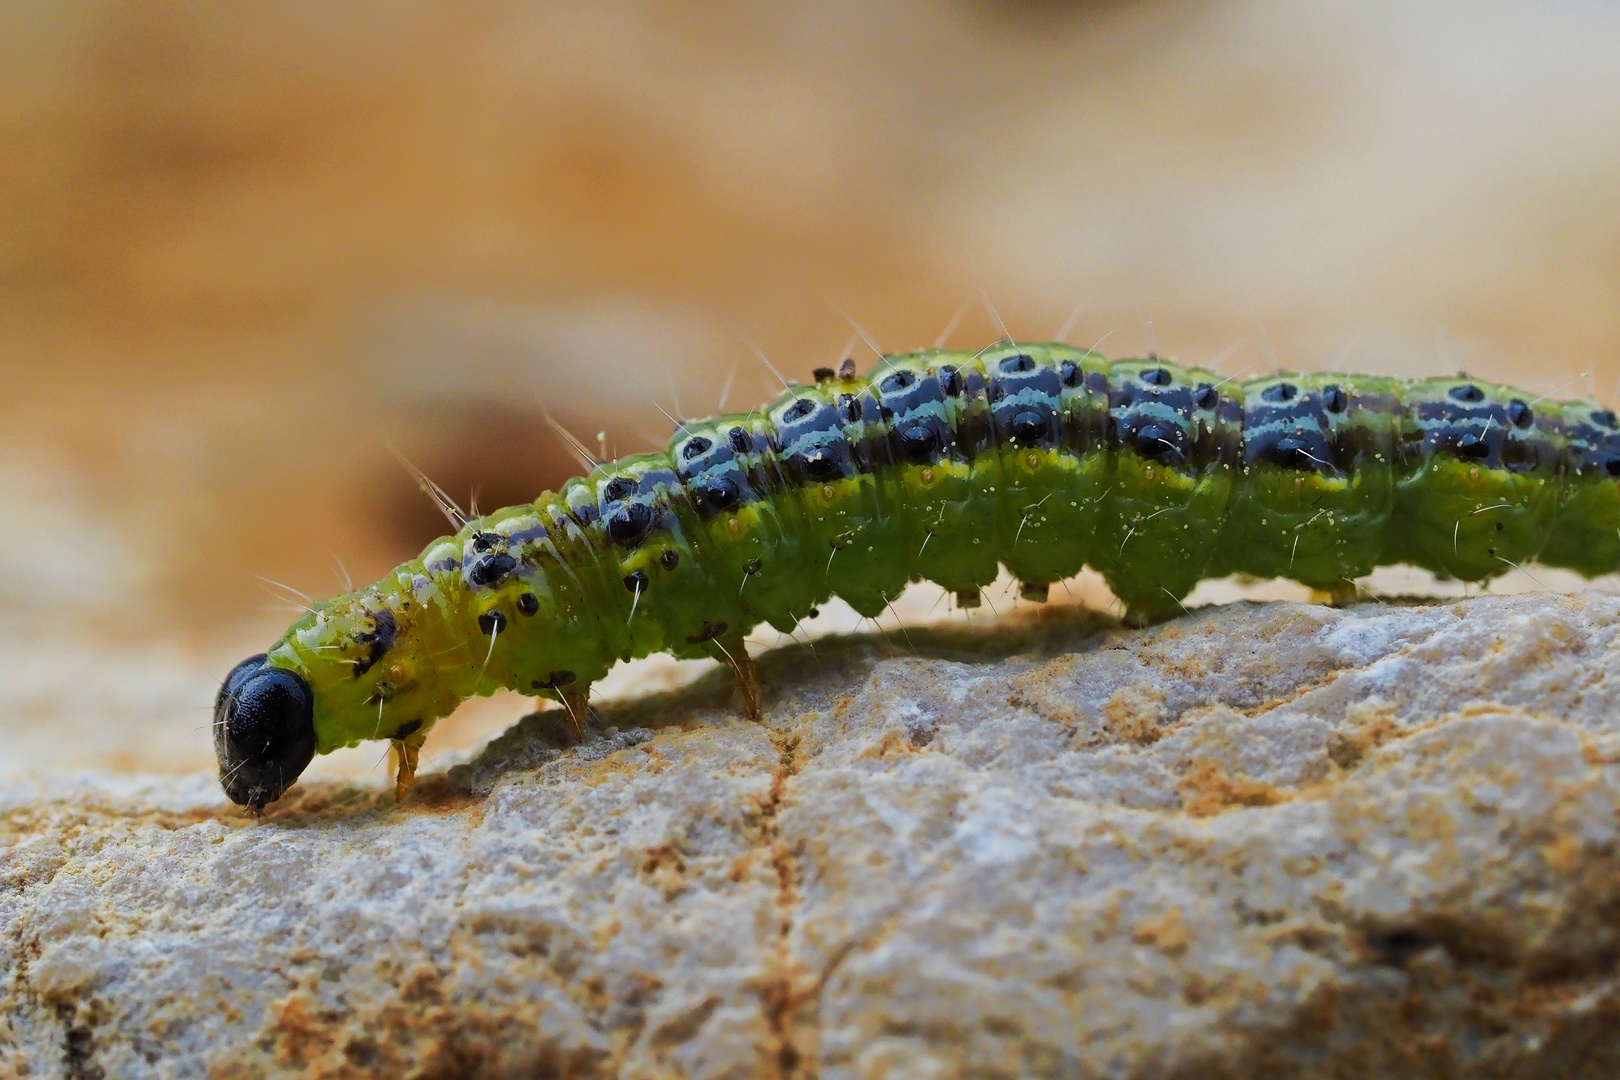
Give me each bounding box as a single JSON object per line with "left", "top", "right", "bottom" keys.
{"left": 215, "top": 342, "right": 1620, "bottom": 808}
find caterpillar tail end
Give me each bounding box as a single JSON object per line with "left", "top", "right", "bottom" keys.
{"left": 389, "top": 729, "right": 427, "bottom": 803}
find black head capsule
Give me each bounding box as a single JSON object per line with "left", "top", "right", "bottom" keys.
{"left": 214, "top": 654, "right": 316, "bottom": 810}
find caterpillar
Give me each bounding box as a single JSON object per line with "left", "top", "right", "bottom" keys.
{"left": 214, "top": 341, "right": 1620, "bottom": 809}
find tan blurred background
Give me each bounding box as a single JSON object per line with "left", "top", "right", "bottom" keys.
{"left": 4, "top": 0, "right": 1619, "bottom": 783}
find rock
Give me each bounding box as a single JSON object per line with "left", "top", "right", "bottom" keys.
{"left": 5, "top": 591, "right": 1620, "bottom": 1079}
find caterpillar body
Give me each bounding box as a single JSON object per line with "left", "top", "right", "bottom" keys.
{"left": 215, "top": 342, "right": 1620, "bottom": 808}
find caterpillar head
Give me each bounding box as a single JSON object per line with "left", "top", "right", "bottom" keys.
{"left": 215, "top": 575, "right": 470, "bottom": 807}
{"left": 213, "top": 653, "right": 316, "bottom": 810}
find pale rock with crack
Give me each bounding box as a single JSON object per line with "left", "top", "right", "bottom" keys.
{"left": 4, "top": 592, "right": 1620, "bottom": 1078}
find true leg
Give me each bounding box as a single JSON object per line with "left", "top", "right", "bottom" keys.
{"left": 390, "top": 727, "right": 428, "bottom": 802}
{"left": 709, "top": 633, "right": 762, "bottom": 720}
{"left": 559, "top": 687, "right": 590, "bottom": 741}
{"left": 1326, "top": 579, "right": 1360, "bottom": 607}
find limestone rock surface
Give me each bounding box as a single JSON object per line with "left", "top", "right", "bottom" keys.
{"left": 5, "top": 592, "right": 1620, "bottom": 1079}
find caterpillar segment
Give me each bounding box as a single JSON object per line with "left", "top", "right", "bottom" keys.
{"left": 214, "top": 344, "right": 1620, "bottom": 809}
{"left": 1206, "top": 372, "right": 1401, "bottom": 593}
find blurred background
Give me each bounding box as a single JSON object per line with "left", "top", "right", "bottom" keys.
{"left": 3, "top": 0, "right": 1619, "bottom": 784}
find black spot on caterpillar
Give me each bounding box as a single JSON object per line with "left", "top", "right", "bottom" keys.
{"left": 217, "top": 341, "right": 1620, "bottom": 809}
{"left": 351, "top": 608, "right": 396, "bottom": 677}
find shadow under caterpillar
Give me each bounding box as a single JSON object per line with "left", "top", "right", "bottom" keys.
{"left": 214, "top": 343, "right": 1620, "bottom": 809}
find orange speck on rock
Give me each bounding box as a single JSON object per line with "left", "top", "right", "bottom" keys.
{"left": 1132, "top": 907, "right": 1193, "bottom": 956}
{"left": 1179, "top": 759, "right": 1289, "bottom": 817}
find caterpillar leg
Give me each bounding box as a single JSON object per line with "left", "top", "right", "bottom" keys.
{"left": 1121, "top": 606, "right": 1155, "bottom": 629}
{"left": 389, "top": 727, "right": 428, "bottom": 803}
{"left": 559, "top": 687, "right": 591, "bottom": 742}
{"left": 1325, "top": 579, "right": 1360, "bottom": 608}
{"left": 709, "top": 634, "right": 762, "bottom": 720}
{"left": 1018, "top": 580, "right": 1051, "bottom": 603}
{"left": 1121, "top": 593, "right": 1188, "bottom": 627}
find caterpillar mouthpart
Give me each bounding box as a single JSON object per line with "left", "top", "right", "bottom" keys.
{"left": 213, "top": 653, "right": 317, "bottom": 810}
